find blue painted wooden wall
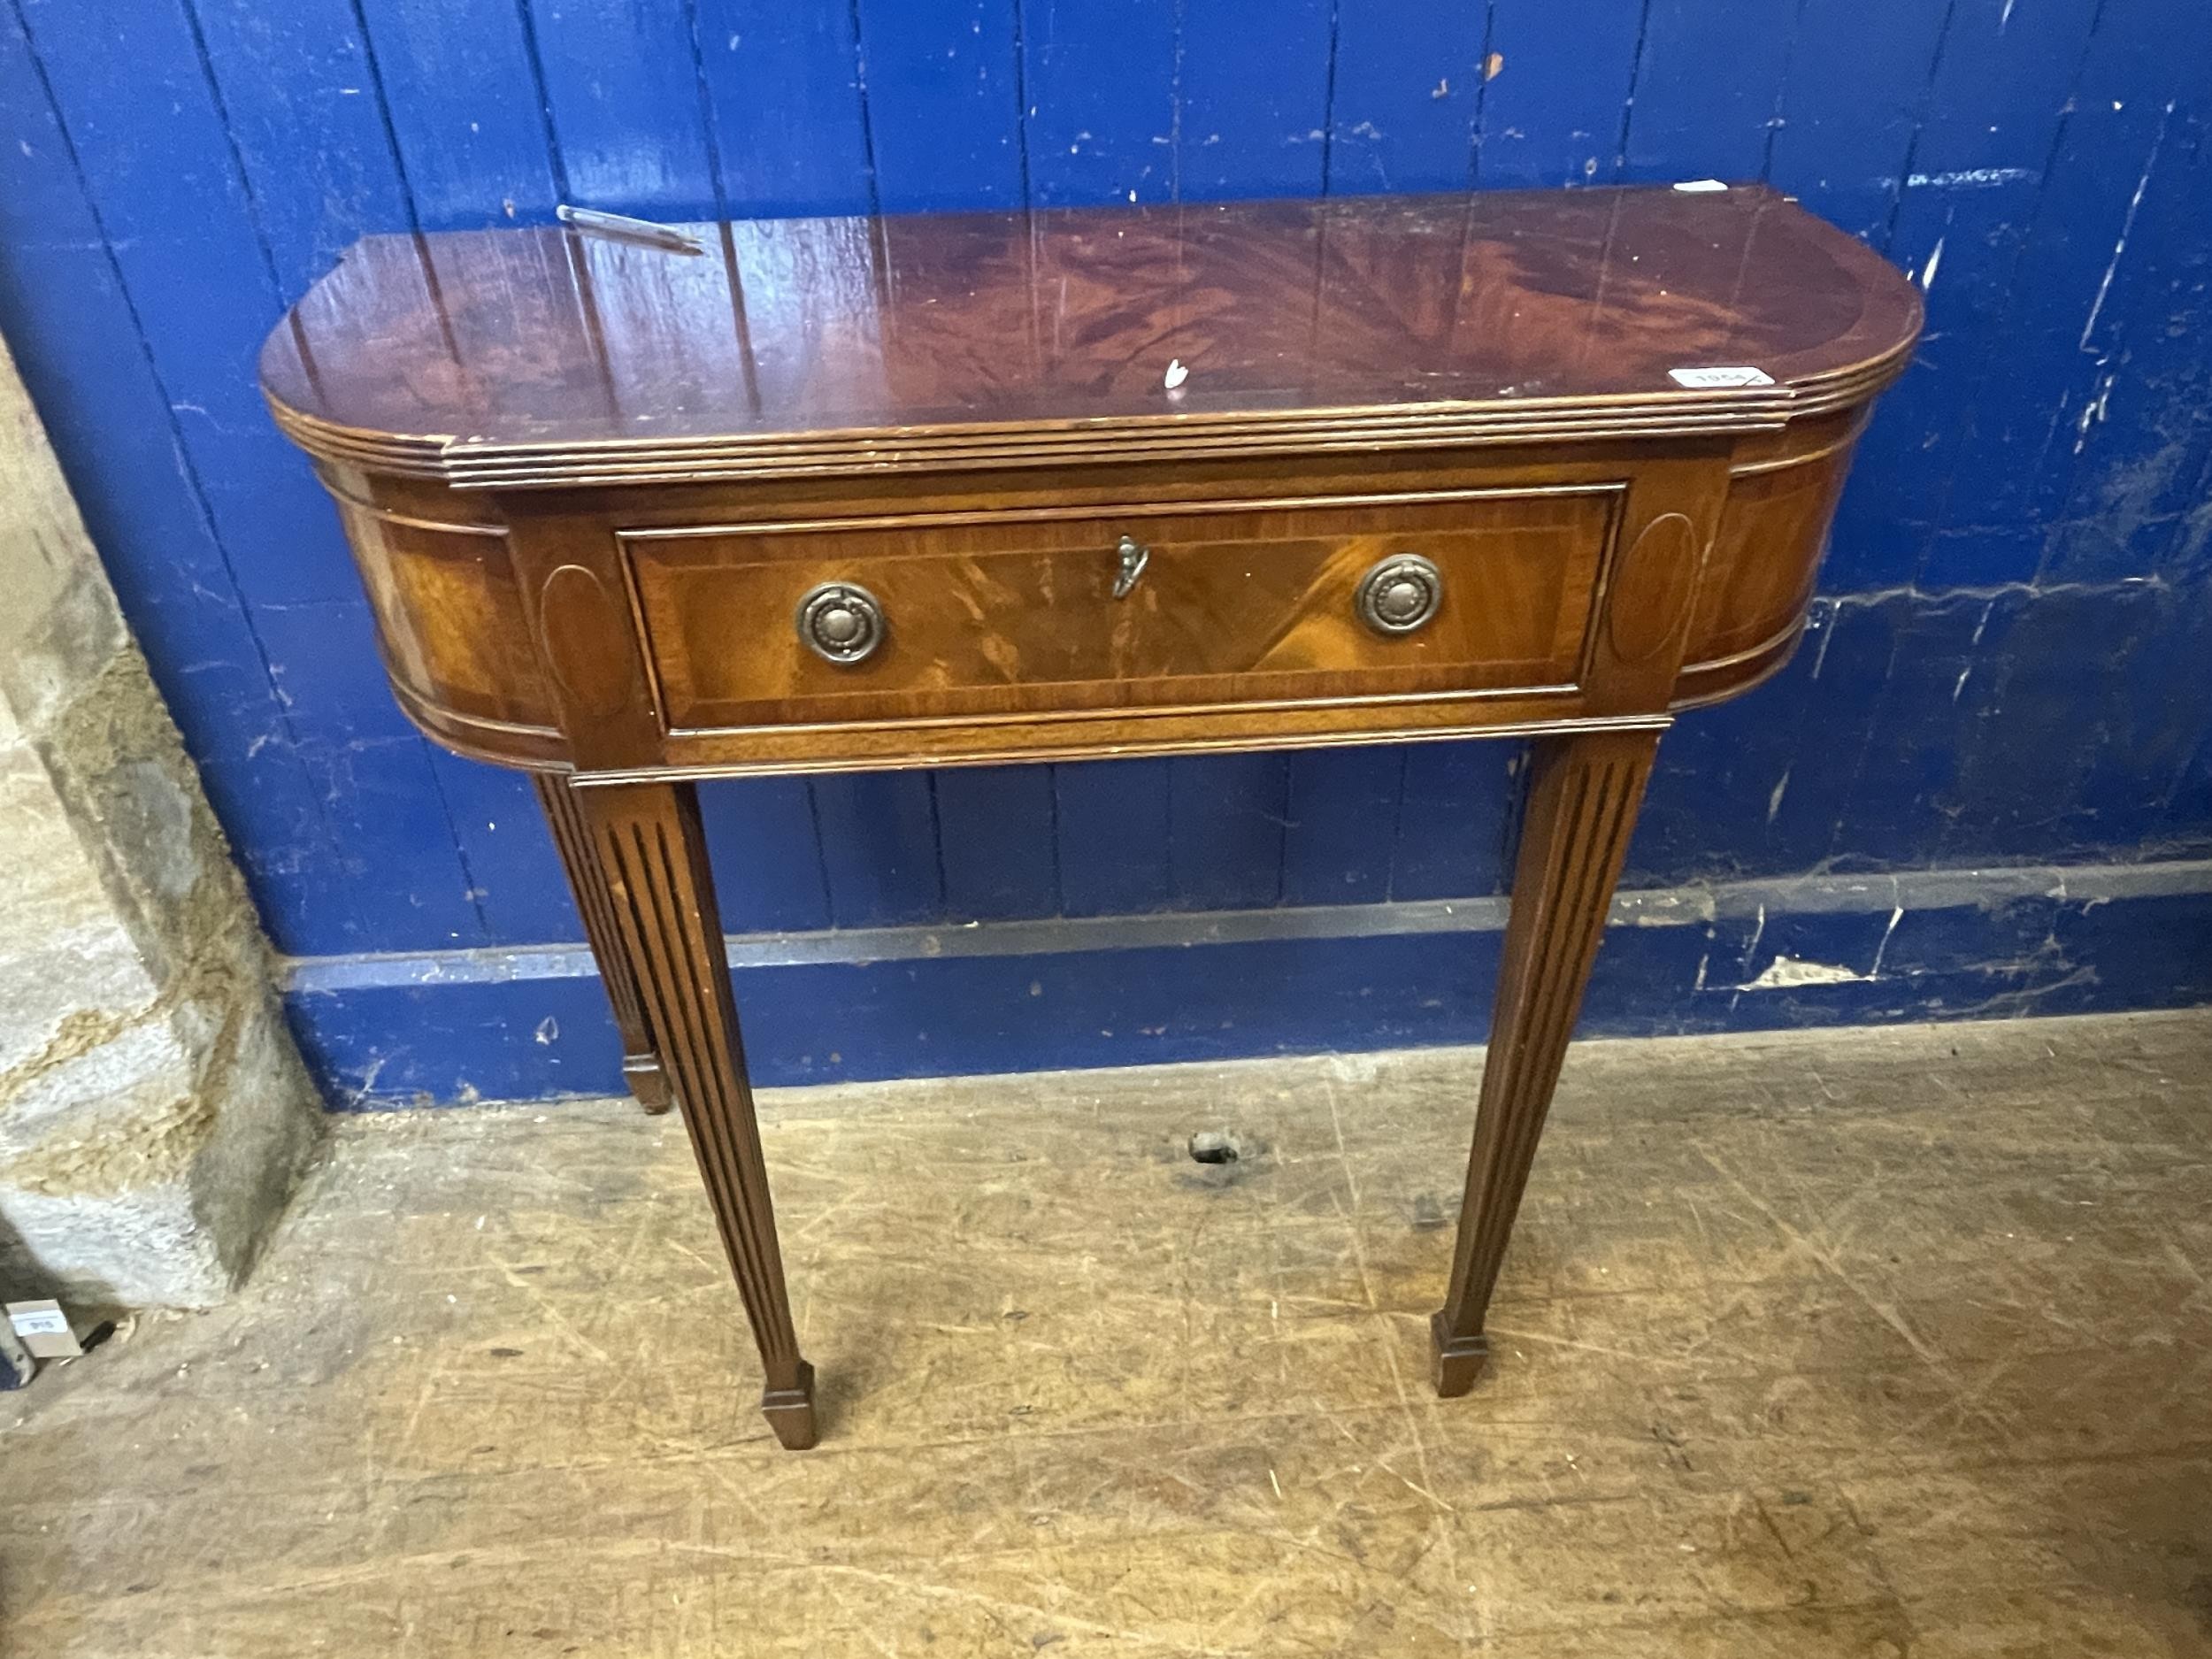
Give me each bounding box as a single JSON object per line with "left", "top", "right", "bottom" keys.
{"left": 3, "top": 0, "right": 2208, "bottom": 1101}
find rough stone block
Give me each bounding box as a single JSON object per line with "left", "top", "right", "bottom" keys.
{"left": 0, "top": 334, "right": 323, "bottom": 1309}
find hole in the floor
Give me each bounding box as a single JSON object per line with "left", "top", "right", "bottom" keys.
{"left": 1187, "top": 1130, "right": 1240, "bottom": 1164}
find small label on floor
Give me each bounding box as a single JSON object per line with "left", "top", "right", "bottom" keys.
{"left": 6, "top": 1301, "right": 82, "bottom": 1359}
{"left": 1668, "top": 365, "right": 1777, "bottom": 388}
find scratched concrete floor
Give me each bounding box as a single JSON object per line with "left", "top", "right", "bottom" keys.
{"left": 4, "top": 1010, "right": 2212, "bottom": 1656}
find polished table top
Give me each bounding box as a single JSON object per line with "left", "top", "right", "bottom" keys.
{"left": 262, "top": 187, "right": 1919, "bottom": 484}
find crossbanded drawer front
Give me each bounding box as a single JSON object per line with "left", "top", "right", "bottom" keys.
{"left": 620, "top": 488, "right": 1620, "bottom": 733}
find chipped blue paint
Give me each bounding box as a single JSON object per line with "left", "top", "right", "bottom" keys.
{"left": 285, "top": 861, "right": 2212, "bottom": 1105}
{"left": 0, "top": 0, "right": 2203, "bottom": 1099}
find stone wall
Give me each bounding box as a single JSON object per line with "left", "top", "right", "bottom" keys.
{"left": 0, "top": 334, "right": 321, "bottom": 1309}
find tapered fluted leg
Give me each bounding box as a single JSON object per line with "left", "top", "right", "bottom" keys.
{"left": 575, "top": 779, "right": 817, "bottom": 1448}
{"left": 1432, "top": 727, "right": 1662, "bottom": 1396}
{"left": 534, "top": 772, "right": 674, "bottom": 1115}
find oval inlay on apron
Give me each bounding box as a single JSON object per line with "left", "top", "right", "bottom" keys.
{"left": 538, "top": 564, "right": 633, "bottom": 717}
{"left": 1607, "top": 512, "right": 1702, "bottom": 665}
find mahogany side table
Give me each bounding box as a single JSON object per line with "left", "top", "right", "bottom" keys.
{"left": 263, "top": 186, "right": 1920, "bottom": 1448}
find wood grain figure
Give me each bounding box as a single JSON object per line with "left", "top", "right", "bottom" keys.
{"left": 264, "top": 187, "right": 1920, "bottom": 1446}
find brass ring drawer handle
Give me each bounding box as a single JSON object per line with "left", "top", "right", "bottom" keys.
{"left": 1356, "top": 555, "right": 1443, "bottom": 635}
{"left": 796, "top": 581, "right": 886, "bottom": 664}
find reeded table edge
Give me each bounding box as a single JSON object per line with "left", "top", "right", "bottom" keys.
{"left": 262, "top": 331, "right": 1916, "bottom": 489}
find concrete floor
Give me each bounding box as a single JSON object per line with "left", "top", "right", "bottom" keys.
{"left": 4, "top": 1010, "right": 2211, "bottom": 1656}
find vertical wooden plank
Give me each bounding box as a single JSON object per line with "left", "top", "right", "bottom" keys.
{"left": 1056, "top": 760, "right": 1173, "bottom": 917}
{"left": 188, "top": 0, "right": 418, "bottom": 290}
{"left": 2043, "top": 99, "right": 2212, "bottom": 584}
{"left": 856, "top": 0, "right": 1025, "bottom": 211}
{"left": 298, "top": 737, "right": 495, "bottom": 948}
{"left": 2091, "top": 577, "right": 2212, "bottom": 856}
{"left": 1049, "top": 756, "right": 1170, "bottom": 923}
{"left": 1178, "top": 0, "right": 1333, "bottom": 199}
{"left": 190, "top": 753, "right": 375, "bottom": 955}
{"left": 238, "top": 599, "right": 495, "bottom": 948}
{"left": 1168, "top": 754, "right": 1298, "bottom": 914}
{"left": 1278, "top": 739, "right": 1408, "bottom": 912}
{"left": 1279, "top": 747, "right": 1401, "bottom": 908}
{"left": 1825, "top": 581, "right": 2201, "bottom": 878}
{"left": 1763, "top": 0, "right": 1950, "bottom": 242}
{"left": 0, "top": 235, "right": 274, "bottom": 773}
{"left": 1621, "top": 0, "right": 1798, "bottom": 182}
{"left": 1170, "top": 753, "right": 1288, "bottom": 911}
{"left": 1391, "top": 744, "right": 1517, "bottom": 900}
{"left": 426, "top": 751, "right": 587, "bottom": 946}
{"left": 1883, "top": 0, "right": 2104, "bottom": 251}
{"left": 185, "top": 0, "right": 470, "bottom": 1023}
{"left": 0, "top": 0, "right": 408, "bottom": 956}
{"left": 1927, "top": 0, "right": 2200, "bottom": 588}
{"left": 1044, "top": 765, "right": 1168, "bottom": 929}
{"left": 1626, "top": 599, "right": 1863, "bottom": 887}
{"left": 693, "top": 0, "right": 875, "bottom": 215}
{"left": 0, "top": 5, "right": 268, "bottom": 752}
{"left": 1818, "top": 591, "right": 2019, "bottom": 872}
{"left": 1824, "top": 0, "right": 2101, "bottom": 592}
{"left": 1706, "top": 0, "right": 1951, "bottom": 756}
{"left": 812, "top": 774, "right": 946, "bottom": 927}
{"left": 1937, "top": 585, "right": 2202, "bottom": 864}
{"left": 524, "top": 0, "right": 721, "bottom": 217}
{"left": 2152, "top": 603, "right": 2212, "bottom": 850}
{"left": 18, "top": 0, "right": 352, "bottom": 612}
{"left": 252, "top": 598, "right": 495, "bottom": 949}
{"left": 1021, "top": 0, "right": 1179, "bottom": 204}
{"left": 936, "top": 766, "right": 1060, "bottom": 920}
{"left": 254, "top": 599, "right": 419, "bottom": 747}
{"left": 354, "top": 0, "right": 565, "bottom": 227}
{"left": 695, "top": 779, "right": 834, "bottom": 933}
{"left": 1478, "top": 0, "right": 1645, "bottom": 189}
{"left": 1325, "top": 0, "right": 1483, "bottom": 196}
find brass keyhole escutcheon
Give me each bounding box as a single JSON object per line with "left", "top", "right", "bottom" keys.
{"left": 1356, "top": 554, "right": 1443, "bottom": 635}
{"left": 796, "top": 581, "right": 887, "bottom": 664}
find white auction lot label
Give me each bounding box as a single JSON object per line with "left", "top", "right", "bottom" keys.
{"left": 1668, "top": 365, "right": 1777, "bottom": 389}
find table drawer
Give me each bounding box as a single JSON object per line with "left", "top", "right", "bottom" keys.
{"left": 620, "top": 488, "right": 1620, "bottom": 733}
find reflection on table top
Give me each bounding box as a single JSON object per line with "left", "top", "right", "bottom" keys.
{"left": 262, "top": 186, "right": 1921, "bottom": 467}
